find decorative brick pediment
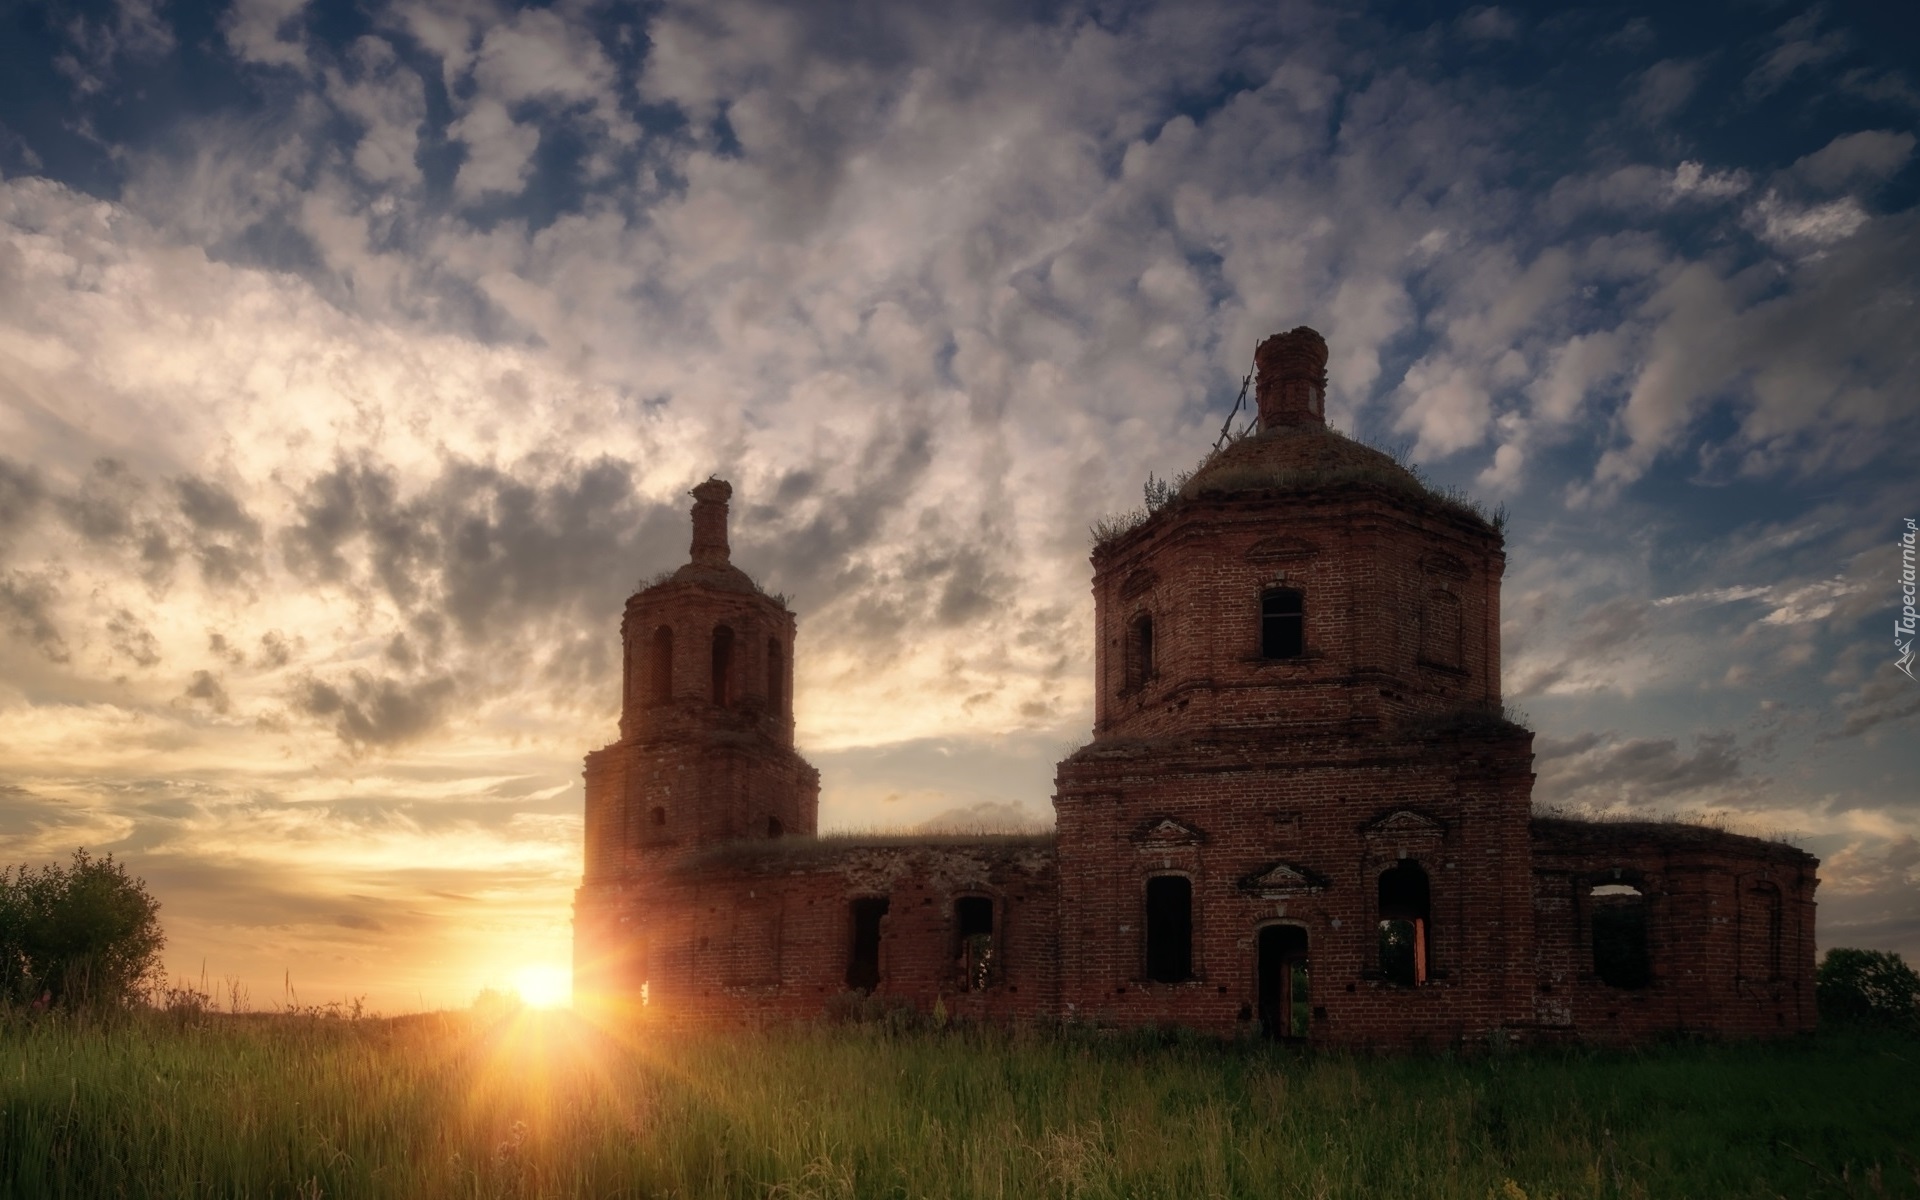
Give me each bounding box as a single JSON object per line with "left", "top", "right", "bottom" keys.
{"left": 1132, "top": 816, "right": 1207, "bottom": 847}
{"left": 1240, "top": 861, "right": 1329, "bottom": 897}
{"left": 1120, "top": 569, "right": 1158, "bottom": 599}
{"left": 1421, "top": 552, "right": 1469, "bottom": 580}
{"left": 1245, "top": 537, "right": 1319, "bottom": 563}
{"left": 1362, "top": 809, "right": 1447, "bottom": 839}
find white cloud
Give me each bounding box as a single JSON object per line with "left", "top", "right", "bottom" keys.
{"left": 1669, "top": 160, "right": 1750, "bottom": 201}
{"left": 448, "top": 98, "right": 541, "bottom": 201}
{"left": 1394, "top": 358, "right": 1491, "bottom": 458}
{"left": 1792, "top": 130, "right": 1917, "bottom": 191}
{"left": 1746, "top": 6, "right": 1850, "bottom": 98}
{"left": 1755, "top": 576, "right": 1864, "bottom": 626}
{"left": 473, "top": 9, "right": 616, "bottom": 105}
{"left": 223, "top": 0, "right": 311, "bottom": 69}
{"left": 53, "top": 0, "right": 177, "bottom": 94}
{"left": 1626, "top": 58, "right": 1702, "bottom": 124}
{"left": 1528, "top": 330, "right": 1622, "bottom": 424}
{"left": 1456, "top": 6, "right": 1518, "bottom": 42}
{"left": 325, "top": 38, "right": 427, "bottom": 187}
{"left": 1747, "top": 191, "right": 1870, "bottom": 249}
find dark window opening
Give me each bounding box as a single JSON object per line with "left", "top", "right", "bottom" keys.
{"left": 649, "top": 626, "right": 673, "bottom": 704}
{"left": 1421, "top": 590, "right": 1462, "bottom": 669}
{"left": 1591, "top": 883, "right": 1650, "bottom": 989}
{"left": 1257, "top": 924, "right": 1310, "bottom": 1039}
{"left": 845, "top": 897, "right": 889, "bottom": 993}
{"left": 1378, "top": 861, "right": 1430, "bottom": 987}
{"left": 1261, "top": 589, "right": 1304, "bottom": 659}
{"left": 765, "top": 816, "right": 784, "bottom": 839}
{"left": 1144, "top": 875, "right": 1192, "bottom": 983}
{"left": 955, "top": 896, "right": 995, "bottom": 991}
{"left": 1126, "top": 613, "right": 1155, "bottom": 691}
{"left": 710, "top": 625, "right": 734, "bottom": 707}
{"left": 767, "top": 639, "right": 784, "bottom": 715}
{"left": 649, "top": 805, "right": 666, "bottom": 827}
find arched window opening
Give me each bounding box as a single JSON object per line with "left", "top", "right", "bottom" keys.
{"left": 766, "top": 638, "right": 784, "bottom": 716}
{"left": 1261, "top": 589, "right": 1304, "bottom": 659}
{"left": 1144, "top": 875, "right": 1192, "bottom": 983}
{"left": 710, "top": 625, "right": 734, "bottom": 707}
{"left": 649, "top": 805, "right": 667, "bottom": 827}
{"left": 1377, "top": 861, "right": 1430, "bottom": 987}
{"left": 1420, "top": 590, "right": 1462, "bottom": 669}
{"left": 845, "top": 896, "right": 889, "bottom": 993}
{"left": 765, "top": 815, "right": 784, "bottom": 839}
{"left": 1126, "top": 613, "right": 1155, "bottom": 691}
{"left": 649, "top": 626, "right": 674, "bottom": 705}
{"left": 1590, "top": 882, "right": 1650, "bottom": 989}
{"left": 955, "top": 896, "right": 995, "bottom": 990}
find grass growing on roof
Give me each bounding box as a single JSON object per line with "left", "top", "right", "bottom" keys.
{"left": 1090, "top": 426, "right": 1506, "bottom": 553}
{"left": 1, "top": 1008, "right": 1915, "bottom": 1199}
{"left": 681, "top": 830, "right": 1057, "bottom": 872}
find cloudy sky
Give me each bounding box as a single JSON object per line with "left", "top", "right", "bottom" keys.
{"left": 0, "top": 0, "right": 1915, "bottom": 1011}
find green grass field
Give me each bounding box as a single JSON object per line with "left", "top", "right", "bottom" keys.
{"left": 1, "top": 1010, "right": 1915, "bottom": 1199}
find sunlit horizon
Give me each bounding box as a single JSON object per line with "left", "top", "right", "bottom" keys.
{"left": 1, "top": 0, "right": 1916, "bottom": 1015}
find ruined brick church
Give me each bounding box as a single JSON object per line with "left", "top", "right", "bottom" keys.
{"left": 574, "top": 328, "right": 1819, "bottom": 1045}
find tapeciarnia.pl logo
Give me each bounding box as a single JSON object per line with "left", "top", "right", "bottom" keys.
{"left": 1899, "top": 518, "right": 1917, "bottom": 681}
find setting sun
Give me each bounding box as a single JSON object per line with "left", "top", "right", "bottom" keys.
{"left": 511, "top": 965, "right": 573, "bottom": 1009}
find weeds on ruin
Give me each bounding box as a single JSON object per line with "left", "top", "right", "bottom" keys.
{"left": 1527, "top": 806, "right": 1810, "bottom": 852}
{"left": 1090, "top": 428, "right": 1504, "bottom": 554}
{"left": 1398, "top": 701, "right": 1533, "bottom": 740}
{"left": 683, "top": 830, "right": 1056, "bottom": 872}
{"left": 635, "top": 568, "right": 790, "bottom": 609}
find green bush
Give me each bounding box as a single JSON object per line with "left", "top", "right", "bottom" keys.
{"left": 1816, "top": 947, "right": 1920, "bottom": 1027}
{"left": 0, "top": 848, "right": 165, "bottom": 1011}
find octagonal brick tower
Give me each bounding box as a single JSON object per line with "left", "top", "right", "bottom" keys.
{"left": 1053, "top": 328, "right": 1538, "bottom": 1044}
{"left": 1090, "top": 327, "right": 1505, "bottom": 737}
{"left": 575, "top": 478, "right": 819, "bottom": 1003}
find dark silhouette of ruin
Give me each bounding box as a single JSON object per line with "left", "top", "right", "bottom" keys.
{"left": 574, "top": 328, "right": 1818, "bottom": 1044}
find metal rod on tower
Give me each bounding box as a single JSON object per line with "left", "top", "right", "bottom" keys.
{"left": 1213, "top": 364, "right": 1255, "bottom": 454}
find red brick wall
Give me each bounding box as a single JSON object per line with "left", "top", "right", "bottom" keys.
{"left": 1053, "top": 725, "right": 1537, "bottom": 1045}
{"left": 619, "top": 579, "right": 797, "bottom": 747}
{"left": 1528, "top": 819, "right": 1819, "bottom": 1040}
{"left": 579, "top": 841, "right": 1060, "bottom": 1028}
{"left": 574, "top": 398, "right": 1820, "bottom": 1047}
{"left": 1090, "top": 491, "right": 1504, "bottom": 742}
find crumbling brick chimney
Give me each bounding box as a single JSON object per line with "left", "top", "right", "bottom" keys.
{"left": 690, "top": 477, "right": 732, "bottom": 565}
{"left": 1254, "top": 326, "right": 1329, "bottom": 429}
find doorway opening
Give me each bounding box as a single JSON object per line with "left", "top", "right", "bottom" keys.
{"left": 845, "top": 897, "right": 889, "bottom": 993}
{"left": 1257, "top": 924, "right": 1310, "bottom": 1039}
{"left": 954, "top": 896, "right": 995, "bottom": 990}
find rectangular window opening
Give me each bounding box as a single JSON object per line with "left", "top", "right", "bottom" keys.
{"left": 1144, "top": 875, "right": 1193, "bottom": 983}
{"left": 1261, "top": 589, "right": 1304, "bottom": 659}
{"left": 1591, "top": 885, "right": 1650, "bottom": 989}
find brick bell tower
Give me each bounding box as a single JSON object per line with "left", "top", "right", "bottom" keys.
{"left": 574, "top": 478, "right": 820, "bottom": 1005}
{"left": 1053, "top": 327, "right": 1536, "bottom": 1042}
